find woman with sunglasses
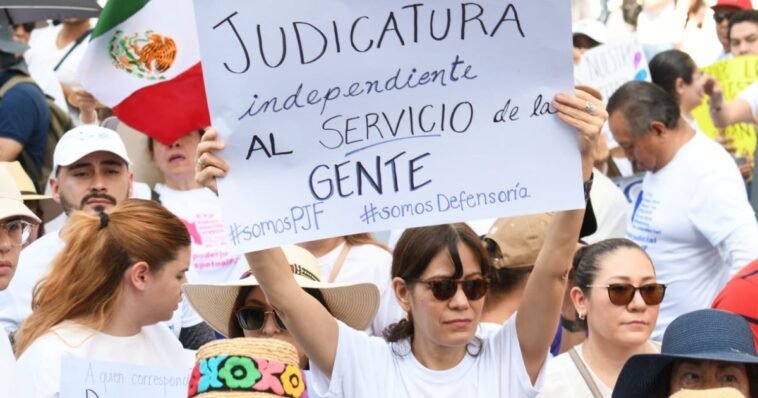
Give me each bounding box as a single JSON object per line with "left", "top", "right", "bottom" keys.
{"left": 184, "top": 244, "right": 379, "bottom": 372}
{"left": 539, "top": 238, "right": 664, "bottom": 397}
{"left": 195, "top": 89, "right": 606, "bottom": 397}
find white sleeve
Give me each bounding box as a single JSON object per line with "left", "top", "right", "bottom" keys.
{"left": 308, "top": 321, "right": 389, "bottom": 397}
{"left": 688, "top": 171, "right": 757, "bottom": 248}
{"left": 491, "top": 315, "right": 549, "bottom": 397}
{"left": 15, "top": 340, "right": 61, "bottom": 398}
{"left": 716, "top": 224, "right": 758, "bottom": 276}
{"left": 737, "top": 81, "right": 758, "bottom": 119}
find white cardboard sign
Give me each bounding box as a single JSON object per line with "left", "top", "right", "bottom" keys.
{"left": 574, "top": 38, "right": 651, "bottom": 102}
{"left": 59, "top": 356, "right": 191, "bottom": 397}
{"left": 193, "top": 0, "right": 584, "bottom": 252}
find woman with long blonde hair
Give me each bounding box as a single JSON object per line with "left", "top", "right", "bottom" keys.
{"left": 14, "top": 199, "right": 195, "bottom": 397}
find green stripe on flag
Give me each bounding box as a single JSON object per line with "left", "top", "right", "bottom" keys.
{"left": 91, "top": 0, "right": 151, "bottom": 39}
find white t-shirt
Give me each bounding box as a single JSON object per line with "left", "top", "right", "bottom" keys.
{"left": 538, "top": 344, "right": 612, "bottom": 398}
{"left": 318, "top": 242, "right": 404, "bottom": 336}
{"left": 584, "top": 169, "right": 629, "bottom": 244}
{"left": 0, "top": 231, "right": 202, "bottom": 338}
{"left": 154, "top": 184, "right": 248, "bottom": 284}
{"left": 0, "top": 333, "right": 15, "bottom": 397}
{"left": 25, "top": 24, "right": 88, "bottom": 89}
{"left": 15, "top": 321, "right": 194, "bottom": 398}
{"left": 737, "top": 81, "right": 758, "bottom": 121}
{"left": 309, "top": 317, "right": 546, "bottom": 398}
{"left": 625, "top": 133, "right": 758, "bottom": 339}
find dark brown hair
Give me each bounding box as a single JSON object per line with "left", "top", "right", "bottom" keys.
{"left": 383, "top": 223, "right": 491, "bottom": 343}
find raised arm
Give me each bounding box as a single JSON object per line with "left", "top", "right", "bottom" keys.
{"left": 515, "top": 89, "right": 605, "bottom": 382}
{"left": 194, "top": 129, "right": 339, "bottom": 377}
{"left": 706, "top": 78, "right": 756, "bottom": 128}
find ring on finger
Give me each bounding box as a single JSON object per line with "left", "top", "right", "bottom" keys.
{"left": 584, "top": 101, "right": 595, "bottom": 115}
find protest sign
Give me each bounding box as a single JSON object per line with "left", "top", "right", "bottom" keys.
{"left": 60, "top": 356, "right": 192, "bottom": 397}
{"left": 692, "top": 56, "right": 758, "bottom": 158}
{"left": 574, "top": 38, "right": 651, "bottom": 102}
{"left": 193, "top": 0, "right": 583, "bottom": 252}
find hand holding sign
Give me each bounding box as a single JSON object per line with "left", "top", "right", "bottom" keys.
{"left": 195, "top": 128, "right": 229, "bottom": 195}
{"left": 552, "top": 88, "right": 607, "bottom": 179}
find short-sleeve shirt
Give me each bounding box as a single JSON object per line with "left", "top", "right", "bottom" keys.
{"left": 0, "top": 71, "right": 50, "bottom": 170}
{"left": 309, "top": 316, "right": 546, "bottom": 397}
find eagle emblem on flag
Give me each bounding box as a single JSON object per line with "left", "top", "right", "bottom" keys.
{"left": 108, "top": 30, "right": 178, "bottom": 81}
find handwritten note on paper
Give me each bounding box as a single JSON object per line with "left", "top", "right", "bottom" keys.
{"left": 59, "top": 356, "right": 191, "bottom": 398}
{"left": 193, "top": 1, "right": 584, "bottom": 252}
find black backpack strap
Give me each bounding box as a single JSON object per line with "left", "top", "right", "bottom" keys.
{"left": 54, "top": 28, "right": 93, "bottom": 72}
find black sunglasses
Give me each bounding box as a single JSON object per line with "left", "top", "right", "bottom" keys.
{"left": 713, "top": 10, "right": 735, "bottom": 23}
{"left": 235, "top": 307, "right": 286, "bottom": 331}
{"left": 586, "top": 283, "right": 666, "bottom": 306}
{"left": 414, "top": 278, "right": 490, "bottom": 301}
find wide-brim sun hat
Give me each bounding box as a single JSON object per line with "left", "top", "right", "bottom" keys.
{"left": 612, "top": 309, "right": 758, "bottom": 398}
{"left": 184, "top": 245, "right": 380, "bottom": 336}
{"left": 188, "top": 338, "right": 306, "bottom": 397}
{"left": 1, "top": 161, "right": 51, "bottom": 201}
{"left": 0, "top": 165, "right": 40, "bottom": 222}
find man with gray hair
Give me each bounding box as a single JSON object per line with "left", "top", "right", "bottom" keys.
{"left": 607, "top": 81, "right": 758, "bottom": 340}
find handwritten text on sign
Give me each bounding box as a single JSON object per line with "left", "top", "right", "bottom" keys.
{"left": 193, "top": 1, "right": 584, "bottom": 252}
{"left": 59, "top": 356, "right": 191, "bottom": 398}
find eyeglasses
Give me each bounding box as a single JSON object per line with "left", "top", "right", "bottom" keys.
{"left": 713, "top": 11, "right": 734, "bottom": 23}
{"left": 414, "top": 278, "right": 490, "bottom": 301}
{"left": 586, "top": 283, "right": 666, "bottom": 306}
{"left": 0, "top": 219, "right": 33, "bottom": 246}
{"left": 235, "top": 307, "right": 286, "bottom": 331}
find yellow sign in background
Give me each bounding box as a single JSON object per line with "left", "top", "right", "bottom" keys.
{"left": 693, "top": 56, "right": 758, "bottom": 157}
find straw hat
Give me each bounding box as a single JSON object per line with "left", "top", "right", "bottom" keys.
{"left": 0, "top": 165, "right": 39, "bottom": 222}
{"left": 1, "top": 161, "right": 62, "bottom": 223}
{"left": 670, "top": 388, "right": 745, "bottom": 398}
{"left": 188, "top": 338, "right": 306, "bottom": 397}
{"left": 184, "top": 245, "right": 380, "bottom": 336}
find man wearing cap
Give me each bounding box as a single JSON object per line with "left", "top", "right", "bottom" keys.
{"left": 607, "top": 81, "right": 758, "bottom": 340}
{"left": 0, "top": 125, "right": 213, "bottom": 349}
{"left": 0, "top": 26, "right": 50, "bottom": 187}
{"left": 0, "top": 165, "right": 41, "bottom": 397}
{"left": 711, "top": 0, "right": 754, "bottom": 62}
{"left": 707, "top": 10, "right": 758, "bottom": 129}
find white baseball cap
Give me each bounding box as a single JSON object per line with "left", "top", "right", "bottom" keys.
{"left": 53, "top": 125, "right": 132, "bottom": 172}
{"left": 572, "top": 19, "right": 609, "bottom": 45}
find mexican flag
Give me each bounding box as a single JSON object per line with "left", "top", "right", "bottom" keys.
{"left": 78, "top": 0, "right": 210, "bottom": 145}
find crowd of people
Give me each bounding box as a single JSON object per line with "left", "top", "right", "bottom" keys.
{"left": 1, "top": 1, "right": 757, "bottom": 397}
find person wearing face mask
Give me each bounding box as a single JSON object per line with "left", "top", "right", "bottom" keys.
{"left": 614, "top": 309, "right": 758, "bottom": 398}
{"left": 539, "top": 239, "right": 663, "bottom": 397}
